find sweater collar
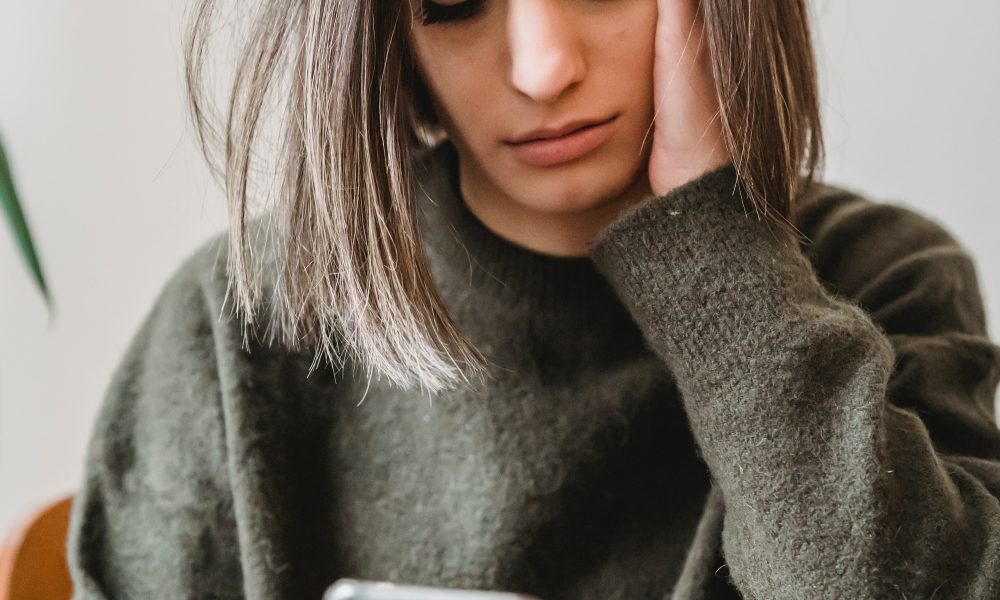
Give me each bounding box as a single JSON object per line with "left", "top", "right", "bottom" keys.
{"left": 414, "top": 137, "right": 629, "bottom": 318}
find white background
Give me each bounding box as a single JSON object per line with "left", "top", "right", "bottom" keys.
{"left": 1, "top": 1, "right": 998, "bottom": 534}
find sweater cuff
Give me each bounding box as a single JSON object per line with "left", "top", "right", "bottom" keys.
{"left": 589, "top": 163, "right": 846, "bottom": 389}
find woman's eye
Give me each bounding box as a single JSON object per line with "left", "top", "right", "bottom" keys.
{"left": 418, "top": 0, "right": 487, "bottom": 25}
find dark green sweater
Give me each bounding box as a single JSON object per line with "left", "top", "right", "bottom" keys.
{"left": 68, "top": 139, "right": 1000, "bottom": 599}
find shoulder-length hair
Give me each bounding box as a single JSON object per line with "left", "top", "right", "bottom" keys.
{"left": 183, "top": 0, "right": 825, "bottom": 395}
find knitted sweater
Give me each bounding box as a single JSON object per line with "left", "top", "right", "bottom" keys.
{"left": 67, "top": 138, "right": 1000, "bottom": 599}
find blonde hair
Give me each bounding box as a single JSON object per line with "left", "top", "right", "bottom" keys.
{"left": 183, "top": 0, "right": 825, "bottom": 395}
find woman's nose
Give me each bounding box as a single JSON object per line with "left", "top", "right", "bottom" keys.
{"left": 507, "top": 0, "right": 586, "bottom": 104}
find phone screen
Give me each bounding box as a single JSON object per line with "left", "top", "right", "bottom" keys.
{"left": 324, "top": 578, "right": 545, "bottom": 600}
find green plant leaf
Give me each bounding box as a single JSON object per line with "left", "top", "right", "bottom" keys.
{"left": 0, "top": 130, "right": 52, "bottom": 309}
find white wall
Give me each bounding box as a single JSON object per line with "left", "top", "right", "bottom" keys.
{"left": 1, "top": 1, "right": 999, "bottom": 534}
{"left": 0, "top": 0, "right": 228, "bottom": 533}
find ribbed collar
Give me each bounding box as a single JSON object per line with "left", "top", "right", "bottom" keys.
{"left": 413, "top": 138, "right": 630, "bottom": 320}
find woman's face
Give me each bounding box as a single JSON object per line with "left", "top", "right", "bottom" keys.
{"left": 407, "top": 0, "right": 657, "bottom": 221}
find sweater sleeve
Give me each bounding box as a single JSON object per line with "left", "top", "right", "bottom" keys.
{"left": 66, "top": 238, "right": 245, "bottom": 599}
{"left": 589, "top": 163, "right": 1000, "bottom": 599}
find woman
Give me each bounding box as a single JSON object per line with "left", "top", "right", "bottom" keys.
{"left": 67, "top": 0, "right": 1000, "bottom": 598}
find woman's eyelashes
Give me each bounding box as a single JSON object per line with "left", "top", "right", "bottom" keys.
{"left": 418, "top": 0, "right": 487, "bottom": 25}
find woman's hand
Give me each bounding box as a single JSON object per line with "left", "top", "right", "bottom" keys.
{"left": 649, "top": 0, "right": 732, "bottom": 197}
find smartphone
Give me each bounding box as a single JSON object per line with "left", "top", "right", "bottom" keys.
{"left": 324, "top": 578, "right": 545, "bottom": 600}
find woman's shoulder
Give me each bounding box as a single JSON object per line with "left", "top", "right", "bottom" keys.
{"left": 109, "top": 210, "right": 290, "bottom": 405}
{"left": 796, "top": 178, "right": 963, "bottom": 251}
{"left": 160, "top": 210, "right": 278, "bottom": 327}
{"left": 163, "top": 210, "right": 347, "bottom": 375}
{"left": 794, "top": 177, "right": 984, "bottom": 321}
{"left": 171, "top": 210, "right": 274, "bottom": 291}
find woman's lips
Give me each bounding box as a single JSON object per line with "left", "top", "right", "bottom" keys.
{"left": 505, "top": 116, "right": 617, "bottom": 167}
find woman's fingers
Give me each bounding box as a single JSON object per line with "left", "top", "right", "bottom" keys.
{"left": 650, "top": 0, "right": 730, "bottom": 195}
